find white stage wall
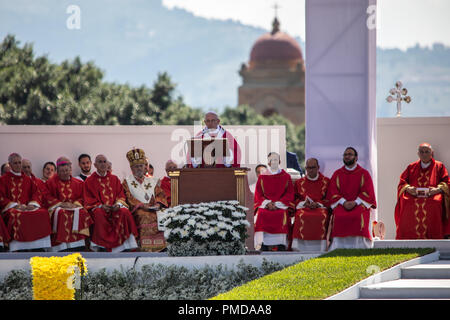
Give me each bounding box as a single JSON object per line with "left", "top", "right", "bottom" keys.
{"left": 0, "top": 125, "right": 286, "bottom": 186}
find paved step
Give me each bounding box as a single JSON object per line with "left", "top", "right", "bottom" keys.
{"left": 402, "top": 261, "right": 450, "bottom": 279}
{"left": 360, "top": 279, "right": 450, "bottom": 299}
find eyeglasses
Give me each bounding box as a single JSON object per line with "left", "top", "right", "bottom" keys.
{"left": 343, "top": 153, "right": 355, "bottom": 157}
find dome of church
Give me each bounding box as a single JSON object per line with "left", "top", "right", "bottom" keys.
{"left": 249, "top": 18, "right": 303, "bottom": 64}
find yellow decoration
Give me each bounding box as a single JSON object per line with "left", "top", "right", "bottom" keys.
{"left": 30, "top": 253, "right": 87, "bottom": 300}
{"left": 126, "top": 148, "right": 146, "bottom": 167}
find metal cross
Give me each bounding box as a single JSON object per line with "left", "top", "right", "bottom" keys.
{"left": 386, "top": 81, "right": 411, "bottom": 117}
{"left": 272, "top": 3, "right": 281, "bottom": 17}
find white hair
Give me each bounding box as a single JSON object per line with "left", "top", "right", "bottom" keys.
{"left": 204, "top": 111, "right": 219, "bottom": 118}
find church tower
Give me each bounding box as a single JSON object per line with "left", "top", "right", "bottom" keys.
{"left": 238, "top": 17, "right": 305, "bottom": 124}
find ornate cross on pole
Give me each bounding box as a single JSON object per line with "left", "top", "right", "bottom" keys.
{"left": 272, "top": 3, "right": 281, "bottom": 17}
{"left": 386, "top": 81, "right": 411, "bottom": 117}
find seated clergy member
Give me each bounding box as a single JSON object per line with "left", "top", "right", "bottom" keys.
{"left": 395, "top": 143, "right": 450, "bottom": 239}
{"left": 0, "top": 153, "right": 51, "bottom": 251}
{"left": 326, "top": 147, "right": 376, "bottom": 250}
{"left": 43, "top": 157, "right": 93, "bottom": 251}
{"left": 254, "top": 152, "right": 295, "bottom": 251}
{"left": 291, "top": 158, "right": 330, "bottom": 252}
{"left": 75, "top": 154, "right": 92, "bottom": 181}
{"left": 84, "top": 154, "right": 138, "bottom": 252}
{"left": 249, "top": 164, "right": 268, "bottom": 194}
{"left": 122, "top": 149, "right": 168, "bottom": 252}
{"left": 1, "top": 163, "right": 11, "bottom": 176}
{"left": 41, "top": 161, "right": 56, "bottom": 182}
{"left": 160, "top": 159, "right": 178, "bottom": 207}
{"left": 188, "top": 111, "right": 241, "bottom": 168}
{"left": 22, "top": 159, "right": 47, "bottom": 195}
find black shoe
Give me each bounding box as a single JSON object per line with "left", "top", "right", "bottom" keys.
{"left": 277, "top": 245, "right": 286, "bottom": 251}
{"left": 260, "top": 244, "right": 269, "bottom": 251}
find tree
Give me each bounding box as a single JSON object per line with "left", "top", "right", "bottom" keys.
{"left": 0, "top": 35, "right": 305, "bottom": 162}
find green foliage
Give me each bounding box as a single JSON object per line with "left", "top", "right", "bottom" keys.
{"left": 211, "top": 248, "right": 435, "bottom": 300}
{"left": 0, "top": 259, "right": 285, "bottom": 300}
{"left": 0, "top": 34, "right": 305, "bottom": 163}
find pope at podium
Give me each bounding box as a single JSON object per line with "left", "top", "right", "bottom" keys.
{"left": 186, "top": 111, "right": 241, "bottom": 168}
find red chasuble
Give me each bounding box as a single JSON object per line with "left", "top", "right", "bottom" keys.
{"left": 0, "top": 172, "right": 51, "bottom": 242}
{"left": 327, "top": 165, "right": 376, "bottom": 240}
{"left": 43, "top": 175, "right": 93, "bottom": 247}
{"left": 292, "top": 173, "right": 330, "bottom": 241}
{"left": 186, "top": 126, "right": 241, "bottom": 168}
{"left": 254, "top": 170, "right": 295, "bottom": 235}
{"left": 394, "top": 159, "right": 450, "bottom": 239}
{"left": 160, "top": 176, "right": 171, "bottom": 207}
{"left": 84, "top": 172, "right": 138, "bottom": 250}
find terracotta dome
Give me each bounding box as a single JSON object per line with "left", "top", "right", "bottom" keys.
{"left": 250, "top": 31, "right": 303, "bottom": 62}
{"left": 249, "top": 18, "right": 303, "bottom": 63}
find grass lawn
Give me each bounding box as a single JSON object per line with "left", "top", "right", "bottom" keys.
{"left": 211, "top": 248, "right": 435, "bottom": 300}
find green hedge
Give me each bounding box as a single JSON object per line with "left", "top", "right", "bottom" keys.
{"left": 0, "top": 259, "right": 286, "bottom": 300}
{"left": 211, "top": 248, "right": 435, "bottom": 300}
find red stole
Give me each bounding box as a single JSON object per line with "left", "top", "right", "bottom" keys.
{"left": 0, "top": 172, "right": 51, "bottom": 242}
{"left": 43, "top": 175, "right": 92, "bottom": 245}
{"left": 84, "top": 172, "right": 137, "bottom": 250}
{"left": 254, "top": 170, "right": 295, "bottom": 234}
{"left": 294, "top": 173, "right": 330, "bottom": 207}
{"left": 84, "top": 172, "right": 128, "bottom": 209}
{"left": 292, "top": 173, "right": 330, "bottom": 241}
{"left": 44, "top": 175, "right": 84, "bottom": 209}
{"left": 160, "top": 176, "right": 171, "bottom": 207}
{"left": 326, "top": 165, "right": 376, "bottom": 240}
{"left": 395, "top": 159, "right": 450, "bottom": 239}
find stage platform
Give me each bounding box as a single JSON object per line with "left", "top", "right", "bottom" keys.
{"left": 0, "top": 251, "right": 321, "bottom": 280}
{"left": 1, "top": 240, "right": 449, "bottom": 280}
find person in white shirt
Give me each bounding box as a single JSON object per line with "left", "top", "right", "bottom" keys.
{"left": 75, "top": 153, "right": 92, "bottom": 181}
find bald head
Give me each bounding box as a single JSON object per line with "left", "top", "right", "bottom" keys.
{"left": 305, "top": 158, "right": 320, "bottom": 179}
{"left": 94, "top": 154, "right": 108, "bottom": 175}
{"left": 21, "top": 159, "right": 32, "bottom": 177}
{"left": 418, "top": 143, "right": 434, "bottom": 163}
{"left": 165, "top": 159, "right": 178, "bottom": 175}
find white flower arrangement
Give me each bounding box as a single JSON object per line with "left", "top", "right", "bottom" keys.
{"left": 160, "top": 200, "right": 250, "bottom": 256}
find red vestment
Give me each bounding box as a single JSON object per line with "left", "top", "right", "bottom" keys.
{"left": 327, "top": 165, "right": 376, "bottom": 240}
{"left": 0, "top": 172, "right": 51, "bottom": 242}
{"left": 394, "top": 159, "right": 450, "bottom": 239}
{"left": 186, "top": 126, "right": 241, "bottom": 168}
{"left": 84, "top": 172, "right": 138, "bottom": 250}
{"left": 254, "top": 170, "right": 295, "bottom": 235}
{"left": 43, "top": 175, "right": 93, "bottom": 247}
{"left": 292, "top": 173, "right": 330, "bottom": 241}
{"left": 160, "top": 176, "right": 171, "bottom": 207}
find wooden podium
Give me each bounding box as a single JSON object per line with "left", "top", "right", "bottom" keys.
{"left": 168, "top": 167, "right": 255, "bottom": 250}
{"left": 168, "top": 167, "right": 249, "bottom": 207}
